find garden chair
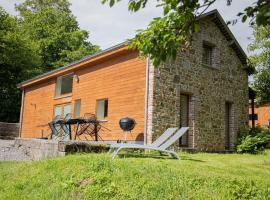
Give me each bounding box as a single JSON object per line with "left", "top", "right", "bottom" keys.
{"left": 75, "top": 113, "right": 102, "bottom": 141}
{"left": 49, "top": 115, "right": 62, "bottom": 140}
{"left": 61, "top": 113, "right": 72, "bottom": 140}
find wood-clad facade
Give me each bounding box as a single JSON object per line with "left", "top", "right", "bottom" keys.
{"left": 19, "top": 46, "right": 147, "bottom": 142}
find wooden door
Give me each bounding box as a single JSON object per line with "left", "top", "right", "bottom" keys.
{"left": 225, "top": 102, "right": 231, "bottom": 150}
{"left": 179, "top": 94, "right": 189, "bottom": 146}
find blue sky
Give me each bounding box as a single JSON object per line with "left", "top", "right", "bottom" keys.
{"left": 1, "top": 0, "right": 255, "bottom": 54}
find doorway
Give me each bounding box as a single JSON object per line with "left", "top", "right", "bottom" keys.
{"left": 179, "top": 94, "right": 189, "bottom": 146}
{"left": 225, "top": 102, "right": 232, "bottom": 150}
{"left": 53, "top": 103, "right": 71, "bottom": 140}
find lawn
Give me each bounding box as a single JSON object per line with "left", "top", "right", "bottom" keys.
{"left": 0, "top": 151, "right": 270, "bottom": 200}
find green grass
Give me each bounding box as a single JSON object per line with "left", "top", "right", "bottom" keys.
{"left": 0, "top": 151, "right": 270, "bottom": 200}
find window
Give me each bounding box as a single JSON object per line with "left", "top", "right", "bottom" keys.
{"left": 55, "top": 74, "right": 73, "bottom": 97}
{"left": 74, "top": 99, "right": 81, "bottom": 118}
{"left": 202, "top": 43, "right": 214, "bottom": 66}
{"left": 96, "top": 99, "right": 108, "bottom": 119}
{"left": 54, "top": 103, "right": 71, "bottom": 118}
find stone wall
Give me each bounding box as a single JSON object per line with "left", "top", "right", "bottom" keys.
{"left": 150, "top": 17, "right": 249, "bottom": 151}
{"left": 13, "top": 138, "right": 110, "bottom": 160}
{"left": 0, "top": 122, "right": 19, "bottom": 139}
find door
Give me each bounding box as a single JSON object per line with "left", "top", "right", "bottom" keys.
{"left": 225, "top": 102, "right": 232, "bottom": 150}
{"left": 53, "top": 103, "right": 71, "bottom": 140}
{"left": 179, "top": 94, "right": 189, "bottom": 146}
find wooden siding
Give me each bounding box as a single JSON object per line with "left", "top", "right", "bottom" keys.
{"left": 21, "top": 50, "right": 146, "bottom": 141}
{"left": 249, "top": 103, "right": 270, "bottom": 129}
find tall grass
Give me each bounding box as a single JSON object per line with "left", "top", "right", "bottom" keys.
{"left": 0, "top": 151, "right": 270, "bottom": 200}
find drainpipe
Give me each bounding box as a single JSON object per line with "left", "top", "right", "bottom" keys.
{"left": 19, "top": 89, "right": 25, "bottom": 138}
{"left": 144, "top": 58, "right": 150, "bottom": 145}
{"left": 251, "top": 97, "right": 255, "bottom": 129}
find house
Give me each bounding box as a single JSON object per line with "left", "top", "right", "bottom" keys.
{"left": 249, "top": 101, "right": 270, "bottom": 129}
{"left": 17, "top": 10, "right": 249, "bottom": 151}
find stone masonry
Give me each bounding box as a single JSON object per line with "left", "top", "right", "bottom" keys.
{"left": 0, "top": 122, "right": 19, "bottom": 140}
{"left": 148, "top": 14, "right": 249, "bottom": 151}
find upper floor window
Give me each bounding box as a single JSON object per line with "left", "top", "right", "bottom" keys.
{"left": 202, "top": 43, "right": 214, "bottom": 66}
{"left": 96, "top": 99, "right": 108, "bottom": 119}
{"left": 55, "top": 74, "right": 73, "bottom": 97}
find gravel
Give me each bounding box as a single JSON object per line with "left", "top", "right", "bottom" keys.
{"left": 0, "top": 140, "right": 32, "bottom": 161}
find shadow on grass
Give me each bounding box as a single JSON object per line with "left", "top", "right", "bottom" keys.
{"left": 115, "top": 150, "right": 205, "bottom": 162}
{"left": 180, "top": 155, "right": 205, "bottom": 162}
{"left": 117, "top": 153, "right": 175, "bottom": 160}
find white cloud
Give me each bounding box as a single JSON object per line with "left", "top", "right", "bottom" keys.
{"left": 1, "top": 0, "right": 254, "bottom": 53}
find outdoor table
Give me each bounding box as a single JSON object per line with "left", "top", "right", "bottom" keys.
{"left": 52, "top": 118, "right": 104, "bottom": 141}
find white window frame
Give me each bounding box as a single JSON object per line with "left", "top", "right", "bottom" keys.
{"left": 96, "top": 98, "right": 108, "bottom": 120}
{"left": 55, "top": 73, "right": 73, "bottom": 97}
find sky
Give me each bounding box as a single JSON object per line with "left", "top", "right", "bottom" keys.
{"left": 1, "top": 0, "right": 255, "bottom": 54}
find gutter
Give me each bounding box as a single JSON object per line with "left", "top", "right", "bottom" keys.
{"left": 19, "top": 89, "right": 25, "bottom": 138}
{"left": 143, "top": 58, "right": 150, "bottom": 145}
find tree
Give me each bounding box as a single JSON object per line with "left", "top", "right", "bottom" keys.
{"left": 16, "top": 0, "right": 100, "bottom": 72}
{"left": 102, "top": 0, "right": 270, "bottom": 67}
{"left": 0, "top": 6, "right": 41, "bottom": 122}
{"left": 1, "top": 0, "right": 100, "bottom": 122}
{"left": 249, "top": 25, "right": 270, "bottom": 105}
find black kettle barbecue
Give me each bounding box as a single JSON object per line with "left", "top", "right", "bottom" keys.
{"left": 119, "top": 117, "right": 136, "bottom": 132}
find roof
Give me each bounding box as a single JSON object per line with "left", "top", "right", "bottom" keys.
{"left": 18, "top": 42, "right": 128, "bottom": 88}
{"left": 18, "top": 9, "right": 247, "bottom": 89}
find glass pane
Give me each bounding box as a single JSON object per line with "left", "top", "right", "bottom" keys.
{"left": 202, "top": 44, "right": 213, "bottom": 66}
{"left": 96, "top": 100, "right": 105, "bottom": 119}
{"left": 74, "top": 99, "right": 81, "bottom": 118}
{"left": 55, "top": 77, "right": 62, "bottom": 97}
{"left": 54, "top": 106, "right": 62, "bottom": 117}
{"left": 64, "top": 104, "right": 71, "bottom": 118}
{"left": 54, "top": 106, "right": 62, "bottom": 137}
{"left": 61, "top": 74, "right": 73, "bottom": 95}
{"left": 104, "top": 99, "right": 108, "bottom": 118}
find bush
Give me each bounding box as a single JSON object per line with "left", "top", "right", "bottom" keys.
{"left": 237, "top": 126, "right": 270, "bottom": 154}
{"left": 64, "top": 143, "right": 110, "bottom": 154}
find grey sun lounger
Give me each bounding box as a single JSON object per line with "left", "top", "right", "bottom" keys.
{"left": 109, "top": 127, "right": 178, "bottom": 153}
{"left": 111, "top": 127, "right": 189, "bottom": 160}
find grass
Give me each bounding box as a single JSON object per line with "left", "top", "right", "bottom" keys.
{"left": 0, "top": 151, "right": 270, "bottom": 200}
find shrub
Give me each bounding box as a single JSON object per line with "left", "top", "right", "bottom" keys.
{"left": 64, "top": 143, "right": 110, "bottom": 154}
{"left": 237, "top": 126, "right": 270, "bottom": 154}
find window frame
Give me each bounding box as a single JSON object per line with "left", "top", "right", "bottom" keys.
{"left": 202, "top": 42, "right": 215, "bottom": 67}
{"left": 53, "top": 103, "right": 71, "bottom": 118}
{"left": 55, "top": 73, "right": 74, "bottom": 97}
{"left": 74, "top": 99, "right": 81, "bottom": 118}
{"left": 96, "top": 98, "right": 108, "bottom": 120}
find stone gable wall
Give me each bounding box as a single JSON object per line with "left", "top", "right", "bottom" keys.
{"left": 151, "top": 18, "right": 249, "bottom": 151}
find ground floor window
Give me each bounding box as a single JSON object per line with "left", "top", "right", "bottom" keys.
{"left": 54, "top": 103, "right": 71, "bottom": 118}
{"left": 96, "top": 99, "right": 108, "bottom": 119}
{"left": 53, "top": 103, "right": 71, "bottom": 139}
